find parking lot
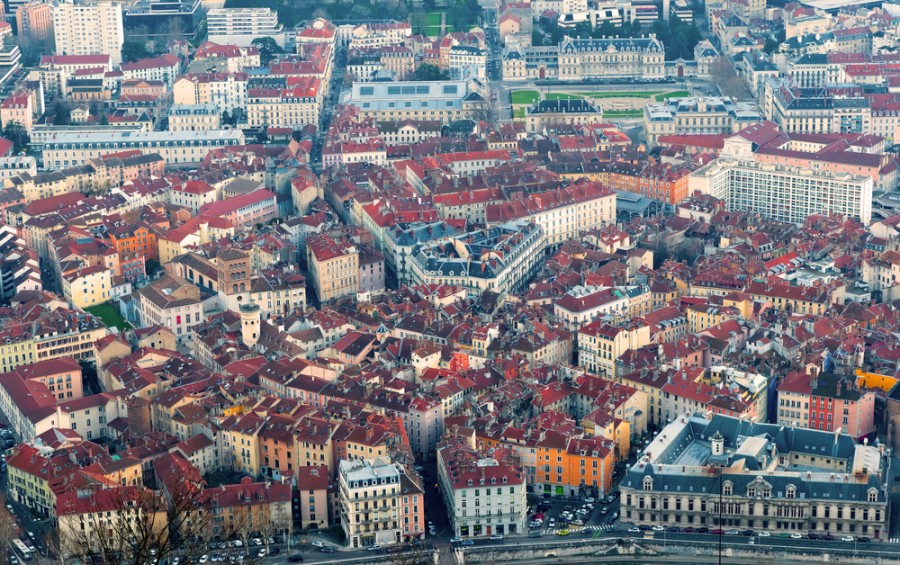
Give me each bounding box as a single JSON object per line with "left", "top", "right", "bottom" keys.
{"left": 526, "top": 491, "right": 622, "bottom": 538}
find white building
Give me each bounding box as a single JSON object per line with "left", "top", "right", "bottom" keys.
{"left": 437, "top": 440, "right": 527, "bottom": 538}
{"left": 689, "top": 139, "right": 874, "bottom": 225}
{"left": 39, "top": 128, "right": 245, "bottom": 169}
{"left": 338, "top": 458, "right": 402, "bottom": 549}
{"left": 53, "top": 0, "right": 124, "bottom": 65}
{"left": 207, "top": 8, "right": 285, "bottom": 48}
{"left": 132, "top": 274, "right": 215, "bottom": 346}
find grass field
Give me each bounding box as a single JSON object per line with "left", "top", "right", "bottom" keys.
{"left": 545, "top": 93, "right": 584, "bottom": 100}
{"left": 654, "top": 90, "right": 689, "bottom": 101}
{"left": 513, "top": 108, "right": 526, "bottom": 118}
{"left": 86, "top": 303, "right": 131, "bottom": 332}
{"left": 511, "top": 90, "right": 540, "bottom": 105}
{"left": 578, "top": 91, "right": 664, "bottom": 99}
{"left": 603, "top": 110, "right": 644, "bottom": 118}
{"left": 426, "top": 12, "right": 441, "bottom": 25}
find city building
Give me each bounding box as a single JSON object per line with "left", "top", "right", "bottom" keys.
{"left": 167, "top": 104, "right": 221, "bottom": 132}
{"left": 338, "top": 458, "right": 419, "bottom": 548}
{"left": 133, "top": 274, "right": 215, "bottom": 346}
{"left": 525, "top": 98, "right": 604, "bottom": 134}
{"left": 437, "top": 438, "right": 526, "bottom": 538}
{"left": 341, "top": 80, "right": 487, "bottom": 124}
{"left": 207, "top": 8, "right": 284, "bottom": 47}
{"left": 504, "top": 35, "right": 665, "bottom": 81}
{"left": 246, "top": 77, "right": 322, "bottom": 130}
{"left": 689, "top": 146, "right": 874, "bottom": 225}
{"left": 777, "top": 370, "right": 877, "bottom": 440}
{"left": 307, "top": 233, "right": 359, "bottom": 303}
{"left": 409, "top": 220, "right": 545, "bottom": 297}
{"left": 620, "top": 414, "right": 890, "bottom": 540}
{"left": 15, "top": 2, "right": 53, "bottom": 42}
{"left": 644, "top": 97, "right": 764, "bottom": 146}
{"left": 39, "top": 128, "right": 245, "bottom": 169}
{"left": 53, "top": 0, "right": 125, "bottom": 65}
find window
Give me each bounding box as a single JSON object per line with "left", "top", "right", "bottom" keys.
{"left": 722, "top": 481, "right": 732, "bottom": 496}
{"left": 643, "top": 476, "right": 653, "bottom": 491}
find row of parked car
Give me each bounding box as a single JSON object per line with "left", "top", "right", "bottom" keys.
{"left": 624, "top": 525, "right": 868, "bottom": 542}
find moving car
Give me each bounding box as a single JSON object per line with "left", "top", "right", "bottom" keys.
{"left": 367, "top": 545, "right": 381, "bottom": 552}
{"left": 557, "top": 529, "right": 570, "bottom": 536}
{"left": 450, "top": 537, "right": 462, "bottom": 544}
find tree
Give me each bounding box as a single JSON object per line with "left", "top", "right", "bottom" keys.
{"left": 412, "top": 64, "right": 450, "bottom": 81}
{"left": 3, "top": 122, "right": 28, "bottom": 153}
{"left": 386, "top": 541, "right": 434, "bottom": 565}
{"left": 0, "top": 494, "right": 20, "bottom": 565}
{"left": 410, "top": 10, "right": 429, "bottom": 35}
{"left": 57, "top": 473, "right": 216, "bottom": 565}
{"left": 52, "top": 100, "right": 72, "bottom": 126}
{"left": 251, "top": 37, "right": 283, "bottom": 66}
{"left": 122, "top": 40, "right": 152, "bottom": 64}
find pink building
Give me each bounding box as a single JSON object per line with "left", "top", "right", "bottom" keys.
{"left": 778, "top": 371, "right": 876, "bottom": 440}
{"left": 16, "top": 2, "right": 52, "bottom": 42}
{"left": 399, "top": 468, "right": 426, "bottom": 543}
{"left": 198, "top": 188, "right": 277, "bottom": 228}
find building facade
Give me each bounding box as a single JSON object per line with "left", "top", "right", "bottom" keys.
{"left": 53, "top": 0, "right": 124, "bottom": 65}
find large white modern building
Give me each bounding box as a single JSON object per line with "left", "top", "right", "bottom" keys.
{"left": 207, "top": 8, "right": 284, "bottom": 47}
{"left": 341, "top": 80, "right": 487, "bottom": 123}
{"left": 689, "top": 155, "right": 874, "bottom": 225}
{"left": 53, "top": 0, "right": 125, "bottom": 65}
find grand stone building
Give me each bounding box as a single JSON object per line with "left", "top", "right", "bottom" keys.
{"left": 503, "top": 35, "right": 665, "bottom": 81}
{"left": 621, "top": 415, "right": 889, "bottom": 540}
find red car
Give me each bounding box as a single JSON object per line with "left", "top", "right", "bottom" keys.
{"left": 710, "top": 529, "right": 725, "bottom": 535}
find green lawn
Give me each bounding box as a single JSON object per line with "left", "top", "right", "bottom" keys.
{"left": 513, "top": 108, "right": 526, "bottom": 118}
{"left": 654, "top": 90, "right": 690, "bottom": 101}
{"left": 546, "top": 92, "right": 585, "bottom": 100}
{"left": 603, "top": 110, "right": 644, "bottom": 118}
{"left": 511, "top": 90, "right": 540, "bottom": 105}
{"left": 86, "top": 303, "right": 131, "bottom": 332}
{"left": 578, "top": 91, "right": 663, "bottom": 99}
{"left": 424, "top": 26, "right": 442, "bottom": 36}
{"left": 426, "top": 12, "right": 441, "bottom": 26}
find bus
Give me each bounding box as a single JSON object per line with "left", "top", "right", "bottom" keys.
{"left": 11, "top": 539, "right": 32, "bottom": 561}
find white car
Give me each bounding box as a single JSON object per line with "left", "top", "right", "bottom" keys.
{"left": 757, "top": 531, "right": 770, "bottom": 537}
{"left": 842, "top": 536, "right": 854, "bottom": 542}
{"left": 628, "top": 527, "right": 641, "bottom": 533}
{"left": 199, "top": 556, "right": 209, "bottom": 564}
{"left": 652, "top": 526, "right": 665, "bottom": 531}
{"left": 489, "top": 534, "right": 503, "bottom": 541}
{"left": 311, "top": 541, "right": 325, "bottom": 548}
{"left": 252, "top": 538, "right": 263, "bottom": 546}
{"left": 233, "top": 540, "right": 243, "bottom": 548}
{"left": 790, "top": 533, "right": 803, "bottom": 539}
{"left": 368, "top": 545, "right": 382, "bottom": 551}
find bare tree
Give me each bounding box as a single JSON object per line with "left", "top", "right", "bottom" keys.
{"left": 57, "top": 471, "right": 215, "bottom": 565}
{"left": 0, "top": 493, "right": 21, "bottom": 565}
{"left": 386, "top": 540, "right": 436, "bottom": 565}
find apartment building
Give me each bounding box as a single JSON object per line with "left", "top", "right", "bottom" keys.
{"left": 40, "top": 128, "right": 245, "bottom": 169}
{"left": 53, "top": 0, "right": 124, "bottom": 65}
{"left": 246, "top": 77, "right": 321, "bottom": 129}
{"left": 167, "top": 104, "right": 221, "bottom": 132}
{"left": 207, "top": 8, "right": 283, "bottom": 47}
{"left": 1, "top": 91, "right": 33, "bottom": 131}
{"left": 198, "top": 188, "right": 277, "bottom": 229}
{"left": 689, "top": 153, "right": 874, "bottom": 225}
{"left": 307, "top": 233, "right": 359, "bottom": 302}
{"left": 643, "top": 97, "right": 763, "bottom": 146}
{"left": 16, "top": 2, "right": 53, "bottom": 42}
{"left": 206, "top": 476, "right": 292, "bottom": 540}
{"left": 121, "top": 54, "right": 180, "bottom": 87}
{"left": 133, "top": 274, "right": 214, "bottom": 346}
{"left": 338, "top": 458, "right": 405, "bottom": 548}
{"left": 409, "top": 221, "right": 545, "bottom": 297}
{"left": 172, "top": 72, "right": 248, "bottom": 115}
{"left": 763, "top": 80, "right": 871, "bottom": 135}
{"left": 61, "top": 265, "right": 111, "bottom": 309}
{"left": 485, "top": 179, "right": 616, "bottom": 247}
{"left": 448, "top": 45, "right": 486, "bottom": 80}
{"left": 621, "top": 415, "right": 889, "bottom": 540}
{"left": 778, "top": 371, "right": 877, "bottom": 439}
{"left": 554, "top": 284, "right": 651, "bottom": 333}
{"left": 578, "top": 319, "right": 651, "bottom": 378}
{"left": 437, "top": 439, "right": 526, "bottom": 538}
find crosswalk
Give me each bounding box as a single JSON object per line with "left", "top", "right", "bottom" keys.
{"left": 544, "top": 524, "right": 615, "bottom": 536}
{"left": 889, "top": 538, "right": 900, "bottom": 543}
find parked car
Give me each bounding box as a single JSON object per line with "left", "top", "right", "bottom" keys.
{"left": 841, "top": 536, "right": 854, "bottom": 542}
{"left": 758, "top": 531, "right": 770, "bottom": 537}
{"left": 790, "top": 533, "right": 803, "bottom": 539}
{"left": 461, "top": 540, "right": 474, "bottom": 546}
{"left": 807, "top": 533, "right": 820, "bottom": 540}
{"left": 528, "top": 531, "right": 542, "bottom": 539}
{"left": 710, "top": 529, "right": 725, "bottom": 535}
{"left": 288, "top": 556, "right": 304, "bottom": 563}
{"left": 367, "top": 545, "right": 381, "bottom": 552}
{"left": 628, "top": 527, "right": 641, "bottom": 533}
{"left": 489, "top": 534, "right": 503, "bottom": 541}
{"left": 652, "top": 526, "right": 665, "bottom": 532}
{"left": 450, "top": 537, "right": 462, "bottom": 544}
{"left": 319, "top": 547, "right": 335, "bottom": 553}
{"left": 858, "top": 537, "right": 870, "bottom": 543}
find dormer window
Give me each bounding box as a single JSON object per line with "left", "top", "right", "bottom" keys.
{"left": 868, "top": 488, "right": 878, "bottom": 502}
{"left": 643, "top": 476, "right": 653, "bottom": 491}
{"left": 467, "top": 480, "right": 473, "bottom": 486}
{"left": 722, "top": 481, "right": 733, "bottom": 496}
{"left": 786, "top": 485, "right": 796, "bottom": 499}
{"left": 502, "top": 477, "right": 508, "bottom": 484}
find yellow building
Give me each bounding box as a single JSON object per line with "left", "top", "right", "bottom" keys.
{"left": 578, "top": 320, "right": 650, "bottom": 377}
{"left": 221, "top": 412, "right": 265, "bottom": 475}
{"left": 61, "top": 265, "right": 111, "bottom": 309}
{"left": 685, "top": 303, "right": 741, "bottom": 333}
